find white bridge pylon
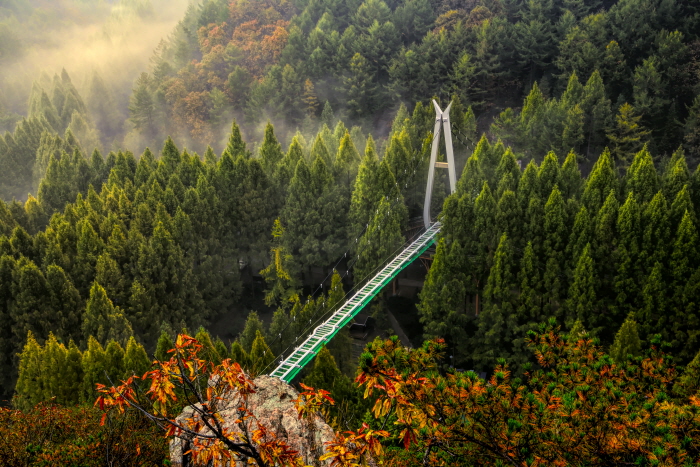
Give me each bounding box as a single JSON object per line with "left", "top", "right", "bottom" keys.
{"left": 423, "top": 100, "right": 457, "bottom": 229}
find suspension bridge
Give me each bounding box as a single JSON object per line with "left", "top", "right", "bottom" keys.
{"left": 269, "top": 101, "right": 457, "bottom": 383}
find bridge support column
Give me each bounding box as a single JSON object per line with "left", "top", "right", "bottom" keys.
{"left": 423, "top": 100, "right": 457, "bottom": 229}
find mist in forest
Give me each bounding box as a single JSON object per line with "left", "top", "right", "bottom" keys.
{"left": 0, "top": 0, "right": 191, "bottom": 126}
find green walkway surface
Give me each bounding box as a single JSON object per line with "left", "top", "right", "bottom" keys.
{"left": 268, "top": 222, "right": 441, "bottom": 383}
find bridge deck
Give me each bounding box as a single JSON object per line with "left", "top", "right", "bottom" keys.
{"left": 268, "top": 222, "right": 441, "bottom": 383}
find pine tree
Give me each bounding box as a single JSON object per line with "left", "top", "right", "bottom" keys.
{"left": 662, "top": 147, "right": 690, "bottom": 202}
{"left": 45, "top": 265, "right": 82, "bottom": 344}
{"left": 10, "top": 259, "right": 51, "bottom": 349}
{"left": 670, "top": 185, "right": 697, "bottom": 234}
{"left": 303, "top": 346, "right": 355, "bottom": 420}
{"left": 354, "top": 195, "right": 405, "bottom": 281}
{"left": 223, "top": 119, "right": 248, "bottom": 159}
{"left": 517, "top": 159, "right": 539, "bottom": 213}
{"left": 613, "top": 192, "right": 642, "bottom": 317}
{"left": 310, "top": 132, "right": 332, "bottom": 167}
{"left": 80, "top": 335, "right": 108, "bottom": 403}
{"left": 230, "top": 340, "right": 249, "bottom": 369}
{"left": 259, "top": 122, "right": 283, "bottom": 175}
{"left": 249, "top": 330, "right": 274, "bottom": 376}
{"left": 457, "top": 151, "right": 485, "bottom": 200}
{"left": 123, "top": 336, "right": 150, "bottom": 379}
{"left": 639, "top": 261, "right": 666, "bottom": 345}
{"left": 592, "top": 190, "right": 619, "bottom": 321}
{"left": 674, "top": 348, "right": 700, "bottom": 397}
{"left": 625, "top": 145, "right": 658, "bottom": 204}
{"left": 475, "top": 234, "right": 518, "bottom": 371}
{"left": 260, "top": 219, "right": 300, "bottom": 308}
{"left": 240, "top": 311, "right": 265, "bottom": 353}
{"left": 349, "top": 137, "right": 380, "bottom": 240}
{"left": 477, "top": 135, "right": 501, "bottom": 189}
{"left": 104, "top": 340, "right": 125, "bottom": 385}
{"left": 302, "top": 79, "right": 320, "bottom": 118}
{"left": 195, "top": 327, "right": 222, "bottom": 365}
{"left": 154, "top": 329, "right": 174, "bottom": 362}
{"left": 495, "top": 190, "right": 521, "bottom": 247}
{"left": 334, "top": 131, "right": 361, "bottom": 187}
{"left": 640, "top": 191, "right": 670, "bottom": 275}
{"left": 567, "top": 244, "right": 597, "bottom": 333}
{"left": 320, "top": 101, "right": 335, "bottom": 129}
{"left": 62, "top": 339, "right": 83, "bottom": 405}
{"left": 516, "top": 242, "right": 543, "bottom": 332}
{"left": 581, "top": 70, "right": 612, "bottom": 161}
{"left": 304, "top": 344, "right": 352, "bottom": 393}
{"left": 494, "top": 147, "right": 521, "bottom": 193}
{"left": 41, "top": 333, "right": 69, "bottom": 404}
{"left": 14, "top": 331, "right": 44, "bottom": 410}
{"left": 543, "top": 186, "right": 568, "bottom": 315}
{"left": 582, "top": 148, "right": 618, "bottom": 214}
{"left": 607, "top": 103, "right": 651, "bottom": 168}
{"left": 159, "top": 136, "right": 181, "bottom": 179}
{"left": 418, "top": 237, "right": 471, "bottom": 366}
{"left": 82, "top": 281, "right": 133, "bottom": 347}
{"left": 669, "top": 211, "right": 700, "bottom": 359}
{"left": 560, "top": 150, "right": 583, "bottom": 200}
{"left": 344, "top": 53, "right": 378, "bottom": 119}
{"left": 609, "top": 313, "right": 642, "bottom": 362}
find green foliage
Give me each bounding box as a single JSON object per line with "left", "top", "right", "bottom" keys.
{"left": 609, "top": 313, "right": 642, "bottom": 362}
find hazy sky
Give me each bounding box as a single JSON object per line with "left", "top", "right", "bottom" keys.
{"left": 2, "top": 0, "right": 191, "bottom": 115}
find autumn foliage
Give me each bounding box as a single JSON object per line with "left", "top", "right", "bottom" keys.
{"left": 352, "top": 326, "right": 700, "bottom": 466}
{"left": 0, "top": 401, "right": 167, "bottom": 466}
{"left": 89, "top": 327, "right": 700, "bottom": 466}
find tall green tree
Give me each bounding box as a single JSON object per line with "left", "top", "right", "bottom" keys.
{"left": 609, "top": 313, "right": 642, "bottom": 363}
{"left": 607, "top": 103, "right": 650, "bottom": 167}
{"left": 567, "top": 243, "right": 597, "bottom": 333}
{"left": 354, "top": 195, "right": 405, "bottom": 281}
{"left": 475, "top": 234, "right": 518, "bottom": 371}
{"left": 259, "top": 122, "right": 283, "bottom": 175}
{"left": 82, "top": 282, "right": 133, "bottom": 347}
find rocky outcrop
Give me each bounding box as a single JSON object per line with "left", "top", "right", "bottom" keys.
{"left": 169, "top": 375, "right": 336, "bottom": 466}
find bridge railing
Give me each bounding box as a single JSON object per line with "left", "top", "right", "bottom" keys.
{"left": 266, "top": 222, "right": 441, "bottom": 382}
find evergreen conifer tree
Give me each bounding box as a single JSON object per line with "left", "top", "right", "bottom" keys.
{"left": 230, "top": 340, "right": 249, "bottom": 369}
{"left": 249, "top": 330, "right": 274, "bottom": 376}
{"left": 560, "top": 150, "right": 583, "bottom": 199}
{"left": 639, "top": 261, "right": 666, "bottom": 344}
{"left": 354, "top": 195, "right": 405, "bottom": 281}
{"left": 609, "top": 313, "right": 642, "bottom": 362}
{"left": 224, "top": 119, "right": 248, "bottom": 158}
{"left": 567, "top": 244, "right": 597, "bottom": 332}
{"left": 640, "top": 191, "right": 670, "bottom": 275}
{"left": 475, "top": 234, "right": 518, "bottom": 370}
{"left": 613, "top": 192, "right": 642, "bottom": 316}
{"left": 259, "top": 122, "right": 283, "bottom": 175}
{"left": 607, "top": 103, "right": 650, "bottom": 167}
{"left": 674, "top": 348, "right": 700, "bottom": 397}
{"left": 582, "top": 148, "right": 618, "bottom": 214}
{"left": 14, "top": 331, "right": 44, "bottom": 410}
{"left": 625, "top": 145, "right": 659, "bottom": 204}
{"left": 334, "top": 131, "right": 361, "bottom": 188}
{"left": 154, "top": 329, "right": 174, "bottom": 362}
{"left": 82, "top": 282, "right": 133, "bottom": 347}
{"left": 261, "top": 219, "right": 300, "bottom": 308}
{"left": 123, "top": 336, "right": 150, "bottom": 379}
{"left": 240, "top": 312, "right": 265, "bottom": 353}
{"left": 80, "top": 335, "right": 108, "bottom": 403}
